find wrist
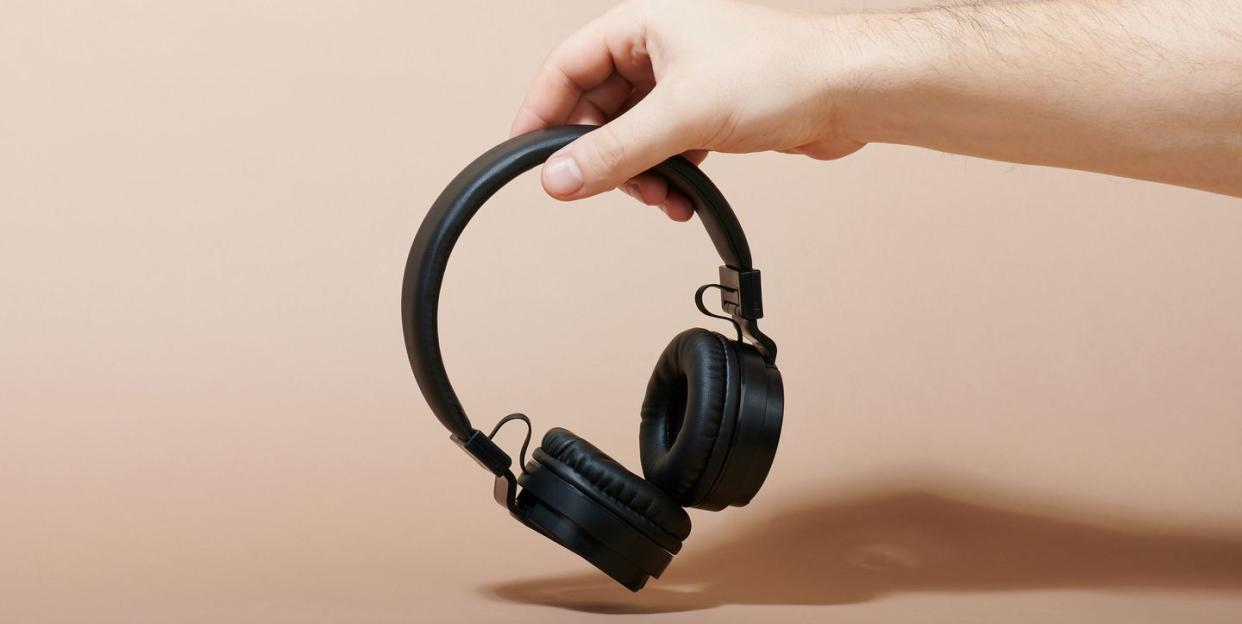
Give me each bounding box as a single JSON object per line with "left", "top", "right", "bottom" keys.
{"left": 812, "top": 11, "right": 945, "bottom": 148}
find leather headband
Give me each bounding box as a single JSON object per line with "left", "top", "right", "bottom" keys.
{"left": 402, "top": 125, "right": 752, "bottom": 439}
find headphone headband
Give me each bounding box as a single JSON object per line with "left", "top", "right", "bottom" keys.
{"left": 402, "top": 126, "right": 753, "bottom": 440}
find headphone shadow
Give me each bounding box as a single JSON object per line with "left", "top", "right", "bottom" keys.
{"left": 482, "top": 479, "right": 1242, "bottom": 614}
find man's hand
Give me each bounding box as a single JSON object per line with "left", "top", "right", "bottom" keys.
{"left": 513, "top": 0, "right": 1242, "bottom": 220}
{"left": 510, "top": 0, "right": 865, "bottom": 220}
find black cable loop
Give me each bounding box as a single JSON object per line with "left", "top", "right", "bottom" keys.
{"left": 695, "top": 283, "right": 743, "bottom": 342}
{"left": 487, "top": 413, "right": 533, "bottom": 474}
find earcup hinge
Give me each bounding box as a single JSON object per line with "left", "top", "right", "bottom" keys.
{"left": 694, "top": 266, "right": 779, "bottom": 365}
{"left": 493, "top": 470, "right": 519, "bottom": 512}
{"left": 452, "top": 413, "right": 534, "bottom": 514}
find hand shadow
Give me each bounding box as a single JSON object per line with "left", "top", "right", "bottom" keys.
{"left": 484, "top": 479, "right": 1242, "bottom": 614}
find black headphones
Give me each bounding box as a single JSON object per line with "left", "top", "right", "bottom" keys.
{"left": 402, "top": 125, "right": 783, "bottom": 591}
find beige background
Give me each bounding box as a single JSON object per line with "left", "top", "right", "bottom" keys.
{"left": 3, "top": 1, "right": 1241, "bottom": 622}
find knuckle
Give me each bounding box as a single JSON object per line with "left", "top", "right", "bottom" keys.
{"left": 588, "top": 129, "right": 629, "bottom": 178}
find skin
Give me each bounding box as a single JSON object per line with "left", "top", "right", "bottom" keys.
{"left": 510, "top": 0, "right": 1242, "bottom": 221}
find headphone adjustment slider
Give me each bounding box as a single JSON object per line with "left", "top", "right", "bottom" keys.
{"left": 717, "top": 266, "right": 763, "bottom": 320}
{"left": 452, "top": 429, "right": 512, "bottom": 476}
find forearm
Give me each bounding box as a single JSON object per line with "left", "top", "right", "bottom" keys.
{"left": 834, "top": 0, "right": 1242, "bottom": 196}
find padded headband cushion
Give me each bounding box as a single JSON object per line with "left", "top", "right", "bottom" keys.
{"left": 639, "top": 328, "right": 733, "bottom": 503}
{"left": 536, "top": 427, "right": 691, "bottom": 545}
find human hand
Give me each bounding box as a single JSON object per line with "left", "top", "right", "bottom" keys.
{"left": 514, "top": 0, "right": 1242, "bottom": 214}
{"left": 511, "top": 0, "right": 866, "bottom": 221}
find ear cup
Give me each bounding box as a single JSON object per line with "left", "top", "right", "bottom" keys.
{"left": 537, "top": 428, "right": 691, "bottom": 544}
{"left": 639, "top": 328, "right": 738, "bottom": 505}
{"left": 515, "top": 427, "right": 690, "bottom": 591}
{"left": 640, "top": 328, "right": 784, "bottom": 510}
{"left": 701, "top": 341, "right": 783, "bottom": 509}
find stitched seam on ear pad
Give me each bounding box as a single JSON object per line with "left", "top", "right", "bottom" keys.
{"left": 538, "top": 429, "right": 690, "bottom": 543}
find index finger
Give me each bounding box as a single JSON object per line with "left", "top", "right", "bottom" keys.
{"left": 510, "top": 3, "right": 655, "bottom": 136}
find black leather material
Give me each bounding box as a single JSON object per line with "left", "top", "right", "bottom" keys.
{"left": 402, "top": 126, "right": 753, "bottom": 439}
{"left": 638, "top": 329, "right": 737, "bottom": 503}
{"left": 535, "top": 427, "right": 691, "bottom": 548}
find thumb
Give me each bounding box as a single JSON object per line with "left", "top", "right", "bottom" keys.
{"left": 541, "top": 92, "right": 695, "bottom": 200}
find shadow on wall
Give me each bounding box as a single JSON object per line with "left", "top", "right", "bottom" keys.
{"left": 484, "top": 480, "right": 1242, "bottom": 614}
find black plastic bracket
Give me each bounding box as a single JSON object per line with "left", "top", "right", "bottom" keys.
{"left": 718, "top": 266, "right": 763, "bottom": 320}
{"left": 493, "top": 470, "right": 519, "bottom": 512}
{"left": 452, "top": 428, "right": 524, "bottom": 514}
{"left": 452, "top": 429, "right": 512, "bottom": 475}
{"left": 715, "top": 266, "right": 778, "bottom": 366}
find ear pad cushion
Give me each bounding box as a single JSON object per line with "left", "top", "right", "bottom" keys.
{"left": 535, "top": 427, "right": 691, "bottom": 548}
{"left": 639, "top": 328, "right": 737, "bottom": 504}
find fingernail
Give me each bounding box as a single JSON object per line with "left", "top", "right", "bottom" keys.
{"left": 543, "top": 155, "right": 583, "bottom": 197}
